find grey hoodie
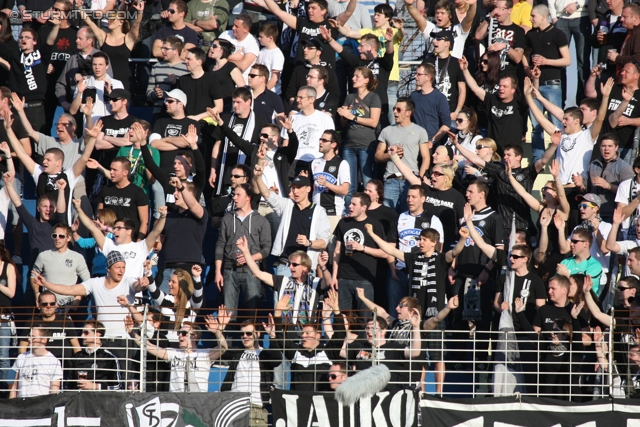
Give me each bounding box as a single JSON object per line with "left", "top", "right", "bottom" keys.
{"left": 215, "top": 210, "right": 271, "bottom": 269}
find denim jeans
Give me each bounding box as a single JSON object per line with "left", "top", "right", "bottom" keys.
{"left": 223, "top": 269, "right": 262, "bottom": 320}
{"left": 619, "top": 142, "right": 638, "bottom": 166}
{"left": 272, "top": 262, "right": 292, "bottom": 391}
{"left": 387, "top": 268, "right": 408, "bottom": 317}
{"left": 338, "top": 279, "right": 374, "bottom": 319}
{"left": 343, "top": 146, "right": 377, "bottom": 207}
{"left": 0, "top": 322, "right": 11, "bottom": 382}
{"left": 151, "top": 180, "right": 165, "bottom": 220}
{"left": 383, "top": 179, "right": 410, "bottom": 213}
{"left": 556, "top": 16, "right": 592, "bottom": 102}
{"left": 530, "top": 84, "right": 563, "bottom": 162}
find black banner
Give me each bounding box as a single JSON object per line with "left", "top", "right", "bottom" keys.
{"left": 0, "top": 392, "right": 250, "bottom": 426}
{"left": 271, "top": 389, "right": 418, "bottom": 427}
{"left": 421, "top": 395, "right": 640, "bottom": 426}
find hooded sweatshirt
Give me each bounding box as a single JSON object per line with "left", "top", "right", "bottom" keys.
{"left": 215, "top": 209, "right": 272, "bottom": 269}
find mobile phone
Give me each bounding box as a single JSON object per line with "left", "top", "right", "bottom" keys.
{"left": 82, "top": 87, "right": 97, "bottom": 104}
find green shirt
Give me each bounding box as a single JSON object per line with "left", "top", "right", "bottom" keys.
{"left": 559, "top": 256, "right": 603, "bottom": 294}
{"left": 185, "top": 0, "right": 230, "bottom": 48}
{"left": 116, "top": 145, "right": 160, "bottom": 195}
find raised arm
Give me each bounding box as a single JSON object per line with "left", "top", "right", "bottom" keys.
{"left": 534, "top": 209, "right": 552, "bottom": 264}
{"left": 459, "top": 57, "right": 486, "bottom": 101}
{"left": 404, "top": 0, "right": 427, "bottom": 32}
{"left": 2, "top": 105, "right": 37, "bottom": 175}
{"left": 124, "top": 316, "right": 168, "bottom": 360}
{"left": 72, "top": 121, "right": 101, "bottom": 179}
{"left": 460, "top": 0, "right": 477, "bottom": 33}
{"left": 11, "top": 93, "right": 40, "bottom": 142}
{"left": 236, "top": 235, "right": 274, "bottom": 285}
{"left": 554, "top": 213, "right": 571, "bottom": 254}
{"left": 364, "top": 223, "right": 404, "bottom": 260}
{"left": 445, "top": 227, "right": 470, "bottom": 263}
{"left": 550, "top": 159, "right": 570, "bottom": 219}
{"left": 252, "top": 0, "right": 297, "bottom": 28}
{"left": 424, "top": 295, "right": 458, "bottom": 330}
{"left": 71, "top": 198, "right": 106, "bottom": 248}
{"left": 170, "top": 176, "right": 204, "bottom": 218}
{"left": 524, "top": 77, "right": 557, "bottom": 135}
{"left": 145, "top": 206, "right": 167, "bottom": 250}
{"left": 449, "top": 131, "right": 486, "bottom": 168}
{"left": 505, "top": 162, "right": 543, "bottom": 212}
{"left": 531, "top": 84, "right": 564, "bottom": 122}
{"left": 462, "top": 203, "right": 496, "bottom": 259}
{"left": 34, "top": 271, "right": 88, "bottom": 297}
{"left": 606, "top": 207, "right": 624, "bottom": 254}
{"left": 356, "top": 287, "right": 392, "bottom": 323}
{"left": 387, "top": 145, "right": 421, "bottom": 185}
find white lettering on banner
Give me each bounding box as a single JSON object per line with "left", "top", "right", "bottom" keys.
{"left": 274, "top": 390, "right": 415, "bottom": 427}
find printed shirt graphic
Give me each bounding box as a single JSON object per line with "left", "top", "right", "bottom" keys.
{"left": 396, "top": 211, "right": 443, "bottom": 269}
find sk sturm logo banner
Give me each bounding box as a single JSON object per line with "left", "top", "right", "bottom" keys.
{"left": 0, "top": 392, "right": 250, "bottom": 427}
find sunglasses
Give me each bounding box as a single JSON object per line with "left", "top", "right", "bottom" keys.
{"left": 456, "top": 118, "right": 465, "bottom": 123}
{"left": 51, "top": 233, "right": 68, "bottom": 239}
{"left": 165, "top": 99, "right": 176, "bottom": 104}
{"left": 619, "top": 286, "right": 632, "bottom": 291}
{"left": 168, "top": 8, "right": 176, "bottom": 13}
{"left": 476, "top": 145, "right": 489, "bottom": 150}
{"left": 242, "top": 331, "right": 255, "bottom": 337}
{"left": 541, "top": 186, "right": 554, "bottom": 192}
{"left": 247, "top": 74, "right": 260, "bottom": 78}
{"left": 260, "top": 133, "right": 272, "bottom": 139}
{"left": 570, "top": 239, "right": 586, "bottom": 244}
{"left": 431, "top": 171, "right": 445, "bottom": 177}
{"left": 319, "top": 138, "right": 333, "bottom": 143}
{"left": 329, "top": 374, "right": 341, "bottom": 380}
{"left": 578, "top": 203, "right": 595, "bottom": 210}
{"left": 481, "top": 59, "right": 489, "bottom": 64}
{"left": 179, "top": 330, "right": 193, "bottom": 337}
{"left": 40, "top": 302, "right": 56, "bottom": 307}
{"left": 393, "top": 107, "right": 403, "bottom": 112}
{"left": 231, "top": 174, "right": 246, "bottom": 179}
{"left": 397, "top": 302, "right": 408, "bottom": 308}
{"left": 211, "top": 43, "right": 219, "bottom": 49}
{"left": 81, "top": 330, "right": 93, "bottom": 335}
{"left": 290, "top": 262, "right": 302, "bottom": 267}
{"left": 509, "top": 254, "right": 526, "bottom": 259}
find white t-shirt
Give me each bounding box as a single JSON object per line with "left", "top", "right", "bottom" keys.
{"left": 616, "top": 238, "right": 640, "bottom": 277}
{"left": 166, "top": 348, "right": 212, "bottom": 392}
{"left": 311, "top": 156, "right": 351, "bottom": 216}
{"left": 556, "top": 129, "right": 596, "bottom": 185}
{"left": 0, "top": 186, "right": 10, "bottom": 241}
{"left": 102, "top": 239, "right": 150, "bottom": 279}
{"left": 421, "top": 22, "right": 468, "bottom": 59}
{"left": 282, "top": 110, "right": 336, "bottom": 161}
{"left": 12, "top": 351, "right": 62, "bottom": 398}
{"left": 261, "top": 149, "right": 283, "bottom": 200}
{"left": 256, "top": 47, "right": 285, "bottom": 95}
{"left": 231, "top": 348, "right": 262, "bottom": 406}
{"left": 81, "top": 277, "right": 138, "bottom": 337}
{"left": 73, "top": 76, "right": 124, "bottom": 126}
{"left": 569, "top": 222, "right": 612, "bottom": 284}
{"left": 397, "top": 211, "right": 444, "bottom": 269}
{"left": 219, "top": 31, "right": 260, "bottom": 84}
{"left": 615, "top": 178, "right": 640, "bottom": 233}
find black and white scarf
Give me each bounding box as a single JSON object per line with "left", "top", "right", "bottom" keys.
{"left": 216, "top": 111, "right": 256, "bottom": 195}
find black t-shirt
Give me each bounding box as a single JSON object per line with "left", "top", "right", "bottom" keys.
{"left": 485, "top": 92, "right": 527, "bottom": 151}
{"left": 151, "top": 117, "right": 200, "bottom": 173}
{"left": 425, "top": 55, "right": 463, "bottom": 112}
{"left": 98, "top": 183, "right": 149, "bottom": 231}
{"left": 405, "top": 249, "right": 448, "bottom": 317}
{"left": 533, "top": 302, "right": 589, "bottom": 336}
{"left": 253, "top": 89, "right": 285, "bottom": 123}
{"left": 20, "top": 316, "right": 78, "bottom": 361}
{"left": 283, "top": 203, "right": 314, "bottom": 257}
{"left": 333, "top": 217, "right": 385, "bottom": 282}
{"left": 497, "top": 271, "right": 546, "bottom": 330}
{"left": 345, "top": 340, "right": 410, "bottom": 390}
{"left": 366, "top": 205, "right": 398, "bottom": 243}
{"left": 422, "top": 185, "right": 466, "bottom": 250}
{"left": 484, "top": 161, "right": 538, "bottom": 232}
{"left": 525, "top": 24, "right": 568, "bottom": 82}
{"left": 491, "top": 23, "right": 526, "bottom": 74}
{"left": 38, "top": 24, "right": 78, "bottom": 83}
{"left": 457, "top": 205, "right": 504, "bottom": 276}
{"left": 96, "top": 114, "right": 137, "bottom": 168}
{"left": 164, "top": 208, "right": 209, "bottom": 264}
{"left": 599, "top": 85, "right": 640, "bottom": 150}
{"left": 295, "top": 18, "right": 339, "bottom": 68}
{"left": 206, "top": 61, "right": 238, "bottom": 108}
{"left": 176, "top": 72, "right": 223, "bottom": 117}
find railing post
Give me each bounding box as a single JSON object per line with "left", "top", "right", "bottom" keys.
{"left": 139, "top": 304, "right": 148, "bottom": 393}
{"left": 609, "top": 308, "right": 614, "bottom": 398}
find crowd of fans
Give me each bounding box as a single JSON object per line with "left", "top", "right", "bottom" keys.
{"left": 2, "top": 0, "right": 640, "bottom": 421}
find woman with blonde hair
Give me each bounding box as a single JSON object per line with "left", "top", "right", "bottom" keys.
{"left": 147, "top": 266, "right": 204, "bottom": 343}
{"left": 387, "top": 146, "right": 466, "bottom": 250}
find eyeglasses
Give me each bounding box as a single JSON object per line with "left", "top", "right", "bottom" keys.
{"left": 570, "top": 239, "right": 586, "bottom": 244}
{"left": 415, "top": 72, "right": 427, "bottom": 76}
{"left": 161, "top": 46, "right": 175, "bottom": 51}
{"left": 57, "top": 122, "right": 72, "bottom": 126}
{"left": 81, "top": 330, "right": 92, "bottom": 335}
{"left": 248, "top": 73, "right": 260, "bottom": 79}
{"left": 541, "top": 186, "right": 554, "bottom": 192}
{"left": 51, "top": 233, "right": 68, "bottom": 239}
{"left": 510, "top": 254, "right": 526, "bottom": 259}
{"left": 456, "top": 118, "right": 465, "bottom": 123}
{"left": 397, "top": 302, "right": 408, "bottom": 308}
{"left": 476, "top": 145, "right": 489, "bottom": 150}
{"left": 231, "top": 174, "right": 246, "bottom": 179}
{"left": 242, "top": 331, "right": 255, "bottom": 337}
{"left": 290, "top": 262, "right": 302, "bottom": 267}
{"left": 165, "top": 99, "right": 176, "bottom": 104}
{"left": 578, "top": 203, "right": 595, "bottom": 210}
{"left": 40, "top": 302, "right": 56, "bottom": 307}
{"left": 393, "top": 107, "right": 403, "bottom": 112}
{"left": 179, "top": 330, "right": 193, "bottom": 337}
{"left": 319, "top": 138, "right": 333, "bottom": 143}
{"left": 113, "top": 225, "right": 129, "bottom": 231}
{"left": 431, "top": 171, "right": 445, "bottom": 177}
{"left": 303, "top": 45, "right": 317, "bottom": 50}
{"left": 168, "top": 8, "right": 176, "bottom": 13}
{"left": 296, "top": 96, "right": 311, "bottom": 100}
{"left": 19, "top": 36, "right": 34, "bottom": 40}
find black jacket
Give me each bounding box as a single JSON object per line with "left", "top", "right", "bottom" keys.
{"left": 69, "top": 347, "right": 122, "bottom": 390}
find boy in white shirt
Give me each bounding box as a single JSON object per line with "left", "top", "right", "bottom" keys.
{"left": 9, "top": 325, "right": 62, "bottom": 398}
{"left": 256, "top": 23, "right": 285, "bottom": 95}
